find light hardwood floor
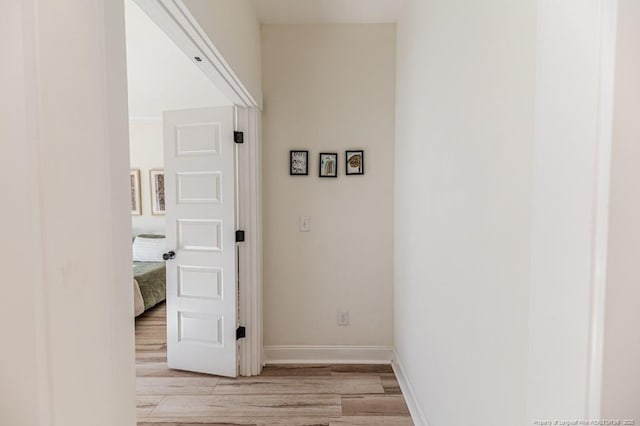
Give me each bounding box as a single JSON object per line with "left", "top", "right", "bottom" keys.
{"left": 136, "top": 303, "right": 413, "bottom": 426}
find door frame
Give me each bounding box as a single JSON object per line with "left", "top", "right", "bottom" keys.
{"left": 135, "top": 0, "right": 263, "bottom": 376}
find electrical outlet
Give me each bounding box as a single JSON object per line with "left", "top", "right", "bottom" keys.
{"left": 337, "top": 310, "right": 349, "bottom": 326}
{"left": 299, "top": 216, "right": 311, "bottom": 232}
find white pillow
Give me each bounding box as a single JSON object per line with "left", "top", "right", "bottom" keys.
{"left": 132, "top": 236, "right": 167, "bottom": 262}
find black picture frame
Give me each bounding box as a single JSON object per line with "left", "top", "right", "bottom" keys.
{"left": 319, "top": 152, "right": 338, "bottom": 178}
{"left": 290, "top": 150, "right": 309, "bottom": 175}
{"left": 345, "top": 150, "right": 365, "bottom": 175}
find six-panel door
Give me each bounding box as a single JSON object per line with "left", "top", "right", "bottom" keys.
{"left": 163, "top": 106, "right": 237, "bottom": 377}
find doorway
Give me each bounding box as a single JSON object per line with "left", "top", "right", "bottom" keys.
{"left": 125, "top": 0, "right": 262, "bottom": 390}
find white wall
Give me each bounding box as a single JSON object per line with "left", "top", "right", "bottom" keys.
{"left": 0, "top": 0, "right": 136, "bottom": 425}
{"left": 394, "top": 1, "right": 618, "bottom": 425}
{"left": 130, "top": 120, "right": 166, "bottom": 235}
{"left": 182, "top": 0, "right": 263, "bottom": 106}
{"left": 393, "top": 1, "right": 536, "bottom": 424}
{"left": 261, "top": 25, "right": 396, "bottom": 353}
{"left": 601, "top": 0, "right": 640, "bottom": 420}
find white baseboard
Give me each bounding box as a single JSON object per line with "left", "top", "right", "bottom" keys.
{"left": 392, "top": 352, "right": 429, "bottom": 426}
{"left": 263, "top": 345, "right": 393, "bottom": 364}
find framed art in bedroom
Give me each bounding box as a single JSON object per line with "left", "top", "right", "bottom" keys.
{"left": 130, "top": 169, "right": 141, "bottom": 215}
{"left": 149, "top": 169, "right": 165, "bottom": 215}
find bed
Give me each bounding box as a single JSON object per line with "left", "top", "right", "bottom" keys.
{"left": 133, "top": 262, "right": 166, "bottom": 316}
{"left": 132, "top": 235, "right": 167, "bottom": 317}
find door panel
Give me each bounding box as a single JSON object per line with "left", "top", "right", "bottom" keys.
{"left": 164, "top": 106, "right": 237, "bottom": 377}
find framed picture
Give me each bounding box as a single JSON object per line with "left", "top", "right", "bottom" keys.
{"left": 149, "top": 169, "right": 165, "bottom": 216}
{"left": 319, "top": 153, "right": 338, "bottom": 178}
{"left": 345, "top": 150, "right": 364, "bottom": 175}
{"left": 290, "top": 150, "right": 309, "bottom": 175}
{"left": 130, "top": 169, "right": 142, "bottom": 215}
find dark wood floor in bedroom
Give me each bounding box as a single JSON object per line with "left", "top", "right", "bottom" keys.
{"left": 135, "top": 302, "right": 414, "bottom": 426}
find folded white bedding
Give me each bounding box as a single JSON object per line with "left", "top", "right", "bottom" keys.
{"left": 132, "top": 236, "right": 166, "bottom": 262}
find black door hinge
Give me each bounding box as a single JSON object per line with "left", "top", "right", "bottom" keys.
{"left": 236, "top": 326, "right": 246, "bottom": 340}
{"left": 234, "top": 131, "right": 244, "bottom": 144}
{"left": 235, "top": 230, "right": 245, "bottom": 242}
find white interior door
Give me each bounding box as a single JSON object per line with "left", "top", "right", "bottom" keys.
{"left": 163, "top": 106, "right": 237, "bottom": 377}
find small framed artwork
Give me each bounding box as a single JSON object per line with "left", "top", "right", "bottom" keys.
{"left": 345, "top": 150, "right": 364, "bottom": 175}
{"left": 319, "top": 153, "right": 338, "bottom": 178}
{"left": 130, "top": 169, "right": 142, "bottom": 215}
{"left": 149, "top": 169, "right": 165, "bottom": 216}
{"left": 290, "top": 150, "right": 309, "bottom": 176}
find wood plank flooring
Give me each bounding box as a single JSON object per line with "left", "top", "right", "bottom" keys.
{"left": 136, "top": 303, "right": 413, "bottom": 426}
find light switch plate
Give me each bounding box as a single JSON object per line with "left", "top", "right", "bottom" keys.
{"left": 338, "top": 310, "right": 349, "bottom": 326}
{"left": 299, "top": 216, "right": 311, "bottom": 232}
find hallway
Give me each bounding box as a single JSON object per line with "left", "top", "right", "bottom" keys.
{"left": 135, "top": 304, "right": 413, "bottom": 425}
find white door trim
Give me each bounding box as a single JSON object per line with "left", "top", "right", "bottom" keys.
{"left": 236, "top": 108, "right": 263, "bottom": 376}
{"left": 586, "top": 0, "right": 618, "bottom": 418}
{"left": 134, "top": 0, "right": 260, "bottom": 109}
{"left": 527, "top": 0, "right": 619, "bottom": 418}
{"left": 134, "top": 0, "right": 263, "bottom": 375}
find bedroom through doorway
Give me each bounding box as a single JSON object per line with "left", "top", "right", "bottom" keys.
{"left": 124, "top": 0, "right": 236, "bottom": 399}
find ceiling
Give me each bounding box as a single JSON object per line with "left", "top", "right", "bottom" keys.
{"left": 252, "top": 0, "right": 403, "bottom": 24}
{"left": 124, "top": 0, "right": 231, "bottom": 119}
